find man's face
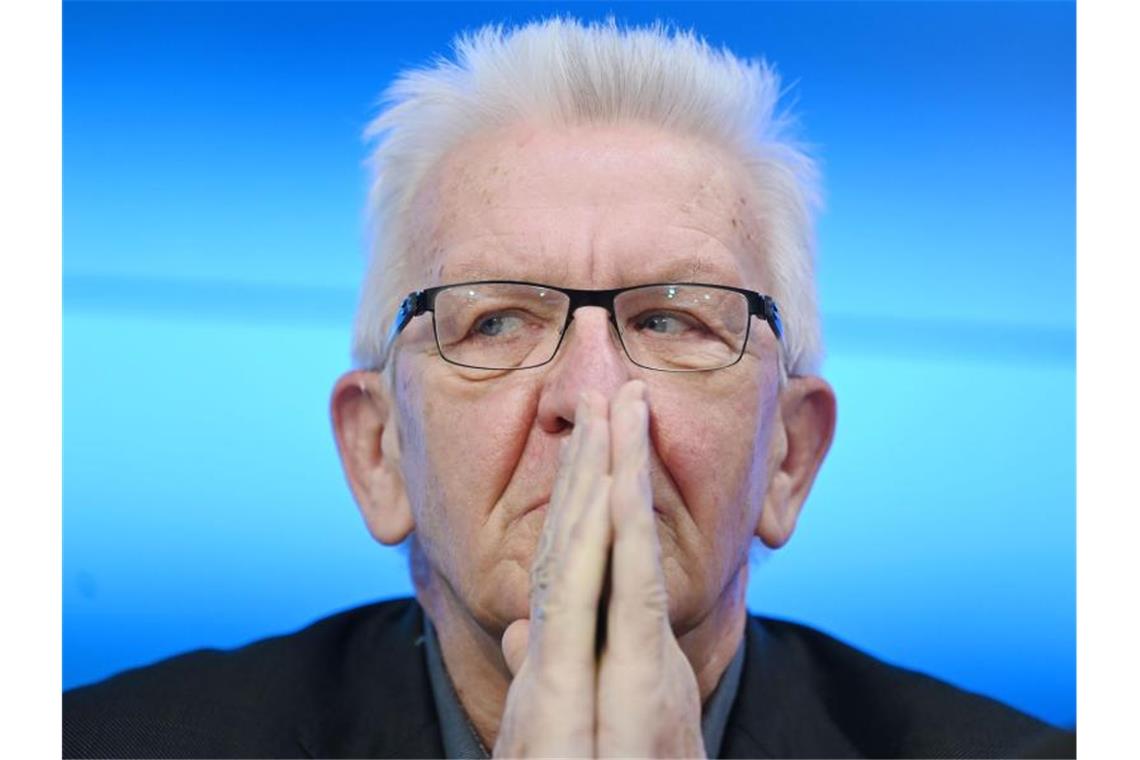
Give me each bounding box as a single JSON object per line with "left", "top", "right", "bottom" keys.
{"left": 389, "top": 121, "right": 785, "bottom": 637}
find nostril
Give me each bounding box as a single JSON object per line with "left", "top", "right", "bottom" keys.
{"left": 553, "top": 417, "right": 573, "bottom": 435}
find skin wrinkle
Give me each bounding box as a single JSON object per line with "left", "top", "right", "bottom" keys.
{"left": 665, "top": 222, "right": 752, "bottom": 282}
{"left": 672, "top": 156, "right": 770, "bottom": 295}
{"left": 376, "top": 120, "right": 798, "bottom": 747}
{"left": 413, "top": 306, "right": 772, "bottom": 641}
{"left": 426, "top": 148, "right": 755, "bottom": 294}
{"left": 442, "top": 256, "right": 725, "bottom": 290}
{"left": 477, "top": 385, "right": 542, "bottom": 532}
{"left": 397, "top": 357, "right": 503, "bottom": 630}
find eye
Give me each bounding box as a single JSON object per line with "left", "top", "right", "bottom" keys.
{"left": 632, "top": 311, "right": 704, "bottom": 336}
{"left": 471, "top": 312, "right": 525, "bottom": 338}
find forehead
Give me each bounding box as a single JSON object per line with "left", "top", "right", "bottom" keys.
{"left": 413, "top": 121, "right": 766, "bottom": 290}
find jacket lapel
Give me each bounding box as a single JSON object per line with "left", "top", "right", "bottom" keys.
{"left": 297, "top": 599, "right": 445, "bottom": 758}
{"left": 720, "top": 616, "right": 859, "bottom": 759}
{"left": 293, "top": 603, "right": 862, "bottom": 758}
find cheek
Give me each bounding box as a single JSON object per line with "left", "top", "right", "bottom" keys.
{"left": 399, "top": 369, "right": 539, "bottom": 552}
{"left": 650, "top": 370, "right": 772, "bottom": 543}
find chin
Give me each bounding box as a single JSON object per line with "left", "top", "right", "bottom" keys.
{"left": 661, "top": 561, "right": 724, "bottom": 637}
{"left": 468, "top": 566, "right": 532, "bottom": 638}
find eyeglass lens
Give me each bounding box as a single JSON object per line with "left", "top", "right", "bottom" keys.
{"left": 431, "top": 283, "right": 750, "bottom": 371}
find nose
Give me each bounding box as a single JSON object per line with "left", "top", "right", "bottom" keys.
{"left": 535, "top": 306, "right": 634, "bottom": 435}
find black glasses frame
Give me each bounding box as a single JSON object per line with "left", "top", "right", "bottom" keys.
{"left": 385, "top": 280, "right": 784, "bottom": 372}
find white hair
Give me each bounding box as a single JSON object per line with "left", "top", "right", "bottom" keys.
{"left": 353, "top": 17, "right": 823, "bottom": 378}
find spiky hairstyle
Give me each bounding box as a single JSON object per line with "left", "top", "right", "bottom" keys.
{"left": 355, "top": 18, "right": 823, "bottom": 378}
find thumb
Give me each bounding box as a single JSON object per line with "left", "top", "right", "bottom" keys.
{"left": 501, "top": 618, "right": 531, "bottom": 677}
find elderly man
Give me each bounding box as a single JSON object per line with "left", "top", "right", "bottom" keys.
{"left": 65, "top": 19, "right": 1072, "bottom": 759}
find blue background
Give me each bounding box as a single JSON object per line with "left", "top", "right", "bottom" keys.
{"left": 63, "top": 1, "right": 1076, "bottom": 728}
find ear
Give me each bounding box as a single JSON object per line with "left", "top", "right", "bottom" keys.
{"left": 756, "top": 375, "right": 837, "bottom": 549}
{"left": 330, "top": 370, "right": 415, "bottom": 545}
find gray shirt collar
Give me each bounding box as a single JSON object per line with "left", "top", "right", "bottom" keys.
{"left": 423, "top": 616, "right": 746, "bottom": 759}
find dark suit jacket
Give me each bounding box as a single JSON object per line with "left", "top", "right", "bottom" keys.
{"left": 63, "top": 597, "right": 1073, "bottom": 758}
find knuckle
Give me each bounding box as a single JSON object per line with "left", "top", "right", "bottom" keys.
{"left": 612, "top": 578, "right": 669, "bottom": 625}
{"left": 534, "top": 585, "right": 571, "bottom": 622}
{"left": 613, "top": 470, "right": 651, "bottom": 512}
{"left": 642, "top": 580, "right": 669, "bottom": 615}
{"left": 566, "top": 512, "right": 596, "bottom": 547}
{"left": 531, "top": 560, "right": 555, "bottom": 593}
{"left": 534, "top": 659, "right": 593, "bottom": 705}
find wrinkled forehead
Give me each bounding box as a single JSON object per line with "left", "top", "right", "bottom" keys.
{"left": 406, "top": 121, "right": 769, "bottom": 291}
{"left": 440, "top": 256, "right": 735, "bottom": 290}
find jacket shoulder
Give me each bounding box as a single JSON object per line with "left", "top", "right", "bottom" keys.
{"left": 735, "top": 615, "right": 1074, "bottom": 758}
{"left": 63, "top": 598, "right": 429, "bottom": 759}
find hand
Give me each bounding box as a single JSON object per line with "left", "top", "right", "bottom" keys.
{"left": 597, "top": 381, "right": 704, "bottom": 757}
{"left": 492, "top": 381, "right": 705, "bottom": 758}
{"left": 494, "top": 389, "right": 612, "bottom": 757}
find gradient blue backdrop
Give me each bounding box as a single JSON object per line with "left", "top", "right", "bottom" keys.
{"left": 63, "top": 0, "right": 1076, "bottom": 728}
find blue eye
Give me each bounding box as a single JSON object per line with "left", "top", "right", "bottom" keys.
{"left": 635, "top": 312, "right": 697, "bottom": 335}
{"left": 473, "top": 313, "right": 523, "bottom": 338}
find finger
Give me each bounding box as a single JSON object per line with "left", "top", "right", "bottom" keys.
{"left": 530, "top": 394, "right": 593, "bottom": 617}
{"left": 548, "top": 431, "right": 575, "bottom": 511}
{"left": 609, "top": 380, "right": 651, "bottom": 527}
{"left": 546, "top": 395, "right": 594, "bottom": 549}
{"left": 609, "top": 380, "right": 648, "bottom": 476}
{"left": 547, "top": 392, "right": 612, "bottom": 608}
{"left": 547, "top": 391, "right": 608, "bottom": 567}
{"left": 531, "top": 406, "right": 587, "bottom": 602}
{"left": 534, "top": 395, "right": 613, "bottom": 665}
{"left": 501, "top": 618, "right": 530, "bottom": 677}
{"left": 607, "top": 380, "right": 670, "bottom": 652}
{"left": 549, "top": 391, "right": 591, "bottom": 520}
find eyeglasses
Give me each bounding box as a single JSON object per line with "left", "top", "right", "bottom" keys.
{"left": 385, "top": 280, "right": 785, "bottom": 372}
